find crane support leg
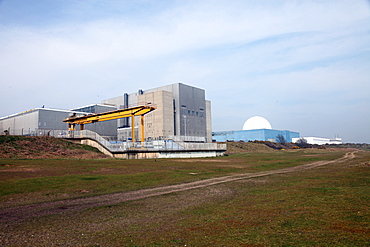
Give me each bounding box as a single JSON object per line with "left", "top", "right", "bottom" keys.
{"left": 131, "top": 115, "right": 135, "bottom": 142}
{"left": 68, "top": 123, "right": 76, "bottom": 131}
{"left": 140, "top": 115, "right": 145, "bottom": 143}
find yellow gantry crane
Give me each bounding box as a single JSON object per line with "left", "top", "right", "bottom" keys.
{"left": 63, "top": 105, "right": 156, "bottom": 143}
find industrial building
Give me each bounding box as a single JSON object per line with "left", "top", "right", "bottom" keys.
{"left": 0, "top": 105, "right": 117, "bottom": 138}
{"left": 292, "top": 137, "right": 342, "bottom": 145}
{"left": 212, "top": 129, "right": 300, "bottom": 143}
{"left": 0, "top": 83, "right": 212, "bottom": 143}
{"left": 101, "top": 83, "right": 212, "bottom": 142}
{"left": 0, "top": 108, "right": 75, "bottom": 136}
{"left": 212, "top": 116, "right": 300, "bottom": 143}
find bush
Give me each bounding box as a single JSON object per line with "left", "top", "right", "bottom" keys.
{"left": 276, "top": 134, "right": 286, "bottom": 144}
{"left": 296, "top": 138, "right": 309, "bottom": 148}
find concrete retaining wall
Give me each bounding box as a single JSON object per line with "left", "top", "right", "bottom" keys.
{"left": 158, "top": 151, "right": 224, "bottom": 159}
{"left": 81, "top": 139, "right": 113, "bottom": 157}
{"left": 80, "top": 138, "right": 225, "bottom": 159}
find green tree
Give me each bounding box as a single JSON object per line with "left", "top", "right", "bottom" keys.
{"left": 296, "top": 137, "right": 309, "bottom": 148}
{"left": 276, "top": 134, "right": 286, "bottom": 144}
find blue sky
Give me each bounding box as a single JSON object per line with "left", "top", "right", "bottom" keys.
{"left": 0, "top": 0, "right": 369, "bottom": 143}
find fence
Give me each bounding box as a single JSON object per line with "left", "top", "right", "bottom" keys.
{"left": 72, "top": 130, "right": 226, "bottom": 152}
{"left": 1, "top": 128, "right": 70, "bottom": 137}
{"left": 1, "top": 128, "right": 226, "bottom": 153}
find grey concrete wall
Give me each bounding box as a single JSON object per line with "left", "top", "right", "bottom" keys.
{"left": 138, "top": 90, "right": 174, "bottom": 140}
{"left": 71, "top": 104, "right": 118, "bottom": 138}
{"left": 0, "top": 109, "right": 72, "bottom": 135}
{"left": 100, "top": 82, "right": 212, "bottom": 142}
{"left": 0, "top": 109, "right": 39, "bottom": 135}
{"left": 206, "top": 100, "right": 212, "bottom": 143}
{"left": 178, "top": 83, "right": 207, "bottom": 138}
{"left": 39, "top": 109, "right": 71, "bottom": 130}
{"left": 0, "top": 107, "right": 117, "bottom": 138}
{"left": 81, "top": 139, "right": 113, "bottom": 157}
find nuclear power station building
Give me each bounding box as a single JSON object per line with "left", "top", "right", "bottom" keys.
{"left": 0, "top": 83, "right": 212, "bottom": 143}
{"left": 101, "top": 83, "right": 212, "bottom": 143}
{"left": 212, "top": 116, "right": 300, "bottom": 143}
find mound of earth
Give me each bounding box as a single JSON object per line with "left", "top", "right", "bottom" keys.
{"left": 226, "top": 141, "right": 275, "bottom": 154}
{"left": 0, "top": 136, "right": 107, "bottom": 159}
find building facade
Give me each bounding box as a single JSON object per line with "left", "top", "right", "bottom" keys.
{"left": 102, "top": 83, "right": 212, "bottom": 142}
{"left": 70, "top": 104, "right": 118, "bottom": 138}
{"left": 0, "top": 108, "right": 74, "bottom": 136}
{"left": 0, "top": 104, "right": 117, "bottom": 138}
{"left": 212, "top": 129, "right": 300, "bottom": 143}
{"left": 1, "top": 83, "right": 212, "bottom": 143}
{"left": 292, "top": 137, "right": 342, "bottom": 145}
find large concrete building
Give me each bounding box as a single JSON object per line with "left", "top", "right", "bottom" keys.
{"left": 102, "top": 83, "right": 212, "bottom": 142}
{"left": 0, "top": 108, "right": 76, "bottom": 136}
{"left": 0, "top": 104, "right": 117, "bottom": 138}
{"left": 0, "top": 83, "right": 212, "bottom": 143}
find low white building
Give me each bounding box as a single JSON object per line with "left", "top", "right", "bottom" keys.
{"left": 292, "top": 137, "right": 342, "bottom": 145}
{"left": 0, "top": 105, "right": 117, "bottom": 138}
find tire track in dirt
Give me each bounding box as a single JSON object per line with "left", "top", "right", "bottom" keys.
{"left": 0, "top": 151, "right": 356, "bottom": 224}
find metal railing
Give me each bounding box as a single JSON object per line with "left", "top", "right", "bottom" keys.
{"left": 1, "top": 128, "right": 71, "bottom": 137}
{"left": 168, "top": 135, "right": 206, "bottom": 143}
{"left": 1, "top": 128, "right": 226, "bottom": 153}
{"left": 69, "top": 130, "right": 226, "bottom": 152}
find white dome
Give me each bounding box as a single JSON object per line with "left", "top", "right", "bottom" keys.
{"left": 243, "top": 116, "right": 272, "bottom": 130}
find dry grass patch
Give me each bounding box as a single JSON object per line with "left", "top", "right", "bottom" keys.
{"left": 0, "top": 135, "right": 107, "bottom": 159}
{"left": 0, "top": 149, "right": 368, "bottom": 246}
{"left": 226, "top": 141, "right": 275, "bottom": 154}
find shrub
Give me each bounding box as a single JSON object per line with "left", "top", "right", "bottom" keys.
{"left": 296, "top": 138, "right": 309, "bottom": 148}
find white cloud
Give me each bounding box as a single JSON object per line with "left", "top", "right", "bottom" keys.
{"left": 0, "top": 0, "right": 369, "bottom": 142}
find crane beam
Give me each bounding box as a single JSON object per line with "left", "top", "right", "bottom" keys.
{"left": 63, "top": 105, "right": 156, "bottom": 142}
{"left": 63, "top": 105, "right": 156, "bottom": 125}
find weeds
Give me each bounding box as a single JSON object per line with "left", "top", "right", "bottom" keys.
{"left": 0, "top": 145, "right": 369, "bottom": 246}
{"left": 0, "top": 135, "right": 106, "bottom": 159}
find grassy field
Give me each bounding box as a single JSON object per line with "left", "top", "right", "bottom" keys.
{"left": 0, "top": 150, "right": 345, "bottom": 206}
{"left": 0, "top": 148, "right": 369, "bottom": 246}
{"left": 0, "top": 135, "right": 106, "bottom": 159}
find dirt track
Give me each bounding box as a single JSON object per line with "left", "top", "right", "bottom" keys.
{"left": 0, "top": 151, "right": 356, "bottom": 225}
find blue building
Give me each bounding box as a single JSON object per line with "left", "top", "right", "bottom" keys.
{"left": 212, "top": 129, "right": 300, "bottom": 143}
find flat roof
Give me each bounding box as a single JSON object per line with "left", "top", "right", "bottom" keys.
{"left": 70, "top": 103, "right": 117, "bottom": 111}
{"left": 0, "top": 108, "right": 88, "bottom": 120}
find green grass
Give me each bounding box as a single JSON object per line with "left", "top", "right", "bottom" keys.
{"left": 0, "top": 149, "right": 369, "bottom": 246}
{"left": 0, "top": 150, "right": 346, "bottom": 203}
{"left": 125, "top": 153, "right": 367, "bottom": 246}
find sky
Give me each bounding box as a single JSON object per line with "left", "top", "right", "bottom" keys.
{"left": 0, "top": 0, "right": 369, "bottom": 143}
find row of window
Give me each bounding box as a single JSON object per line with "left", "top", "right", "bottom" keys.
{"left": 180, "top": 109, "right": 204, "bottom": 117}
